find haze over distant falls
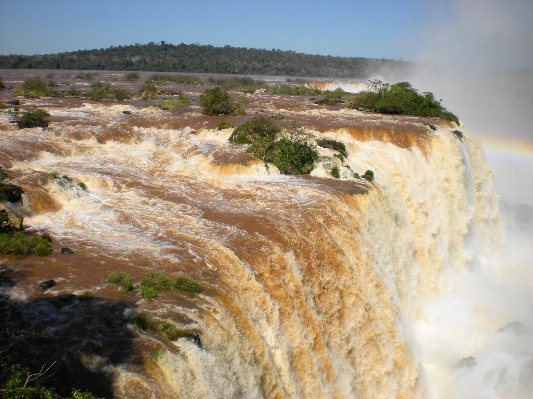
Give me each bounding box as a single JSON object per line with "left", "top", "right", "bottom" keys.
{"left": 1, "top": 71, "right": 531, "bottom": 399}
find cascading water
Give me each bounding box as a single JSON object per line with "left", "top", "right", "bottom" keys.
{"left": 1, "top": 84, "right": 531, "bottom": 399}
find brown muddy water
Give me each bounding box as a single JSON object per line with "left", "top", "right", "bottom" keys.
{"left": 0, "top": 70, "right": 506, "bottom": 399}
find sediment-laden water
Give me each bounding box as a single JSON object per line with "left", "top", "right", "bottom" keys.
{"left": 1, "top": 71, "right": 531, "bottom": 399}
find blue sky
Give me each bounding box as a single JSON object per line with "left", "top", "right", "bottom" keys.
{"left": 1, "top": 0, "right": 429, "bottom": 60}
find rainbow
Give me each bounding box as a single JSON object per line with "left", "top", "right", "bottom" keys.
{"left": 479, "top": 136, "right": 533, "bottom": 161}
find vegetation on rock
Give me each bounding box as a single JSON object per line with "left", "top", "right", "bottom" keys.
{"left": 346, "top": 80, "right": 459, "bottom": 123}
{"left": 154, "top": 95, "right": 190, "bottom": 111}
{"left": 16, "top": 110, "right": 50, "bottom": 129}
{"left": 199, "top": 87, "right": 245, "bottom": 116}
{"left": 216, "top": 121, "right": 234, "bottom": 130}
{"left": 316, "top": 138, "right": 348, "bottom": 158}
{"left": 0, "top": 232, "right": 51, "bottom": 256}
{"left": 106, "top": 271, "right": 134, "bottom": 291}
{"left": 229, "top": 114, "right": 281, "bottom": 143}
{"left": 88, "top": 82, "right": 129, "bottom": 101}
{"left": 13, "top": 79, "right": 51, "bottom": 98}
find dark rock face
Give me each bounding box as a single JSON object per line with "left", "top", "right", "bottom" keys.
{"left": 0, "top": 209, "right": 23, "bottom": 231}
{"left": 0, "top": 183, "right": 23, "bottom": 203}
{"left": 61, "top": 248, "right": 75, "bottom": 254}
{"left": 41, "top": 234, "right": 53, "bottom": 242}
{"left": 39, "top": 279, "right": 56, "bottom": 291}
{"left": 122, "top": 110, "right": 131, "bottom": 114}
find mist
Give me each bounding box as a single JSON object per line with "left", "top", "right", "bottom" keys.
{"left": 391, "top": 0, "right": 533, "bottom": 206}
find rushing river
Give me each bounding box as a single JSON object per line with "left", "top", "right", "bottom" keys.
{"left": 1, "top": 70, "right": 532, "bottom": 399}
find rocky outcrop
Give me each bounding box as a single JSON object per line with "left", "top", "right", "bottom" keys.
{"left": 0, "top": 209, "right": 23, "bottom": 231}
{"left": 0, "top": 183, "right": 23, "bottom": 203}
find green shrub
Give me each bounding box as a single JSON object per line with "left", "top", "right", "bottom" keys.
{"left": 175, "top": 276, "right": 201, "bottom": 293}
{"left": 331, "top": 165, "right": 340, "bottom": 178}
{"left": 154, "top": 95, "right": 190, "bottom": 111}
{"left": 249, "top": 135, "right": 318, "bottom": 175}
{"left": 316, "top": 138, "right": 347, "bottom": 158}
{"left": 216, "top": 121, "right": 234, "bottom": 130}
{"left": 77, "top": 182, "right": 87, "bottom": 191}
{"left": 132, "top": 313, "right": 159, "bottom": 332}
{"left": 141, "top": 273, "right": 175, "bottom": 290}
{"left": 139, "top": 81, "right": 157, "bottom": 100}
{"left": 0, "top": 232, "right": 28, "bottom": 256}
{"left": 88, "top": 82, "right": 130, "bottom": 102}
{"left": 107, "top": 271, "right": 134, "bottom": 291}
{"left": 124, "top": 72, "right": 140, "bottom": 82}
{"left": 13, "top": 78, "right": 51, "bottom": 98}
{"left": 453, "top": 130, "right": 464, "bottom": 141}
{"left": 140, "top": 285, "right": 158, "bottom": 299}
{"left": 29, "top": 236, "right": 52, "bottom": 256}
{"left": 0, "top": 232, "right": 51, "bottom": 257}
{"left": 353, "top": 172, "right": 360, "bottom": 179}
{"left": 363, "top": 170, "right": 374, "bottom": 181}
{"left": 346, "top": 80, "right": 459, "bottom": 123}
{"left": 76, "top": 72, "right": 97, "bottom": 81}
{"left": 160, "top": 322, "right": 197, "bottom": 341}
{"left": 229, "top": 115, "right": 281, "bottom": 143}
{"left": 199, "top": 87, "right": 244, "bottom": 116}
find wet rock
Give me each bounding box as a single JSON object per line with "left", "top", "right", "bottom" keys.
{"left": 0, "top": 209, "right": 23, "bottom": 231}
{"left": 39, "top": 279, "right": 55, "bottom": 291}
{"left": 6, "top": 100, "right": 20, "bottom": 105}
{"left": 61, "top": 247, "right": 75, "bottom": 254}
{"left": 0, "top": 183, "right": 23, "bottom": 203}
{"left": 41, "top": 233, "right": 53, "bottom": 242}
{"left": 122, "top": 110, "right": 131, "bottom": 114}
{"left": 455, "top": 356, "right": 476, "bottom": 369}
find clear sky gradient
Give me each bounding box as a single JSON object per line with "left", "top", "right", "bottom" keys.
{"left": 1, "top": 0, "right": 532, "bottom": 205}
{"left": 1, "top": 0, "right": 428, "bottom": 60}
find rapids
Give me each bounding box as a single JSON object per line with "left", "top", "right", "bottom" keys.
{"left": 1, "top": 72, "right": 530, "bottom": 399}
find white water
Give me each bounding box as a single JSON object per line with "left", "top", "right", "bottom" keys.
{"left": 2, "top": 100, "right": 532, "bottom": 398}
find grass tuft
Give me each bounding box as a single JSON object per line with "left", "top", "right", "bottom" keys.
{"left": 175, "top": 276, "right": 201, "bottom": 293}
{"left": 107, "top": 271, "right": 134, "bottom": 291}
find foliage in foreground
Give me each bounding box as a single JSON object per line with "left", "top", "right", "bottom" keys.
{"left": 16, "top": 110, "right": 50, "bottom": 129}
{"left": 199, "top": 87, "right": 245, "bottom": 116}
{"left": 0, "top": 361, "right": 102, "bottom": 399}
{"left": 346, "top": 80, "right": 459, "bottom": 123}
{"left": 13, "top": 79, "right": 51, "bottom": 98}
{"left": 0, "top": 232, "right": 51, "bottom": 257}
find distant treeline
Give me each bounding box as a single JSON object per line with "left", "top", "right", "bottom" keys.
{"left": 0, "top": 42, "right": 412, "bottom": 78}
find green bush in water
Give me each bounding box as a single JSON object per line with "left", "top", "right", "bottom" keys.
{"left": 107, "top": 271, "right": 134, "bottom": 291}
{"left": 199, "top": 87, "right": 245, "bottom": 116}
{"left": 16, "top": 109, "right": 50, "bottom": 129}
{"left": 175, "top": 276, "right": 201, "bottom": 293}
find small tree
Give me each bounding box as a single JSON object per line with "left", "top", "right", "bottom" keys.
{"left": 199, "top": 87, "right": 244, "bottom": 116}
{"left": 139, "top": 81, "right": 157, "bottom": 100}
{"left": 17, "top": 109, "right": 50, "bottom": 129}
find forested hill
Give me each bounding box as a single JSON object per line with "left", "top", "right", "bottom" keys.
{"left": 0, "top": 42, "right": 411, "bottom": 78}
